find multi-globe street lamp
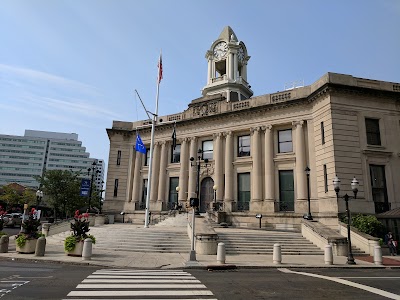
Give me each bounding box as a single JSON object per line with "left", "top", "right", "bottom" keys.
{"left": 213, "top": 185, "right": 218, "bottom": 211}
{"left": 333, "top": 175, "right": 359, "bottom": 265}
{"left": 35, "top": 189, "right": 43, "bottom": 208}
{"left": 175, "top": 186, "right": 180, "bottom": 209}
{"left": 87, "top": 161, "right": 100, "bottom": 211}
{"left": 304, "top": 167, "right": 313, "bottom": 220}
{"left": 187, "top": 149, "right": 209, "bottom": 262}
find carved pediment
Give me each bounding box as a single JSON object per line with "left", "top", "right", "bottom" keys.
{"left": 192, "top": 102, "right": 218, "bottom": 117}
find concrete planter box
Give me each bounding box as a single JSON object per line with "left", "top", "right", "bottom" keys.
{"left": 16, "top": 238, "right": 37, "bottom": 254}
{"left": 65, "top": 241, "right": 84, "bottom": 257}
{"left": 95, "top": 215, "right": 105, "bottom": 226}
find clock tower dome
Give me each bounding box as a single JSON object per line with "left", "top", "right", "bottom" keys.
{"left": 202, "top": 26, "right": 253, "bottom": 101}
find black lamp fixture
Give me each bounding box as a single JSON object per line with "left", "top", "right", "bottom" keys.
{"left": 87, "top": 160, "right": 100, "bottom": 211}
{"left": 35, "top": 189, "right": 43, "bottom": 208}
{"left": 333, "top": 175, "right": 359, "bottom": 265}
{"left": 304, "top": 166, "right": 313, "bottom": 220}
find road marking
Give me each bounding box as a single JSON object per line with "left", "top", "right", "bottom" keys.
{"left": 66, "top": 269, "right": 215, "bottom": 299}
{"left": 68, "top": 290, "right": 214, "bottom": 296}
{"left": 83, "top": 279, "right": 200, "bottom": 283}
{"left": 76, "top": 283, "right": 207, "bottom": 289}
{"left": 278, "top": 268, "right": 400, "bottom": 300}
{"left": 338, "top": 277, "right": 400, "bottom": 279}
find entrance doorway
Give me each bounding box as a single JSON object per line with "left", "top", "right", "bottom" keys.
{"left": 199, "top": 177, "right": 214, "bottom": 213}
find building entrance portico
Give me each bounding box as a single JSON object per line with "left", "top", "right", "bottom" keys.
{"left": 200, "top": 177, "right": 214, "bottom": 213}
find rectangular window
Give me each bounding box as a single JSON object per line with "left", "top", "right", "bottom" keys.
{"left": 321, "top": 122, "right": 325, "bottom": 145}
{"left": 171, "top": 144, "right": 181, "bottom": 163}
{"left": 142, "top": 179, "right": 148, "bottom": 204}
{"left": 278, "top": 129, "right": 293, "bottom": 153}
{"left": 238, "top": 135, "right": 250, "bottom": 157}
{"left": 113, "top": 179, "right": 119, "bottom": 197}
{"left": 202, "top": 140, "right": 213, "bottom": 160}
{"left": 279, "top": 170, "right": 294, "bottom": 211}
{"left": 168, "top": 177, "right": 179, "bottom": 209}
{"left": 237, "top": 173, "right": 250, "bottom": 211}
{"left": 116, "top": 150, "right": 121, "bottom": 165}
{"left": 145, "top": 148, "right": 150, "bottom": 166}
{"left": 370, "top": 165, "right": 389, "bottom": 213}
{"left": 323, "top": 164, "right": 328, "bottom": 193}
{"left": 366, "top": 118, "right": 381, "bottom": 145}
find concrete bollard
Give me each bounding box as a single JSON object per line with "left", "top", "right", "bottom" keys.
{"left": 0, "top": 235, "right": 9, "bottom": 253}
{"left": 324, "top": 245, "right": 333, "bottom": 265}
{"left": 374, "top": 245, "right": 383, "bottom": 265}
{"left": 35, "top": 236, "right": 46, "bottom": 256}
{"left": 217, "top": 242, "right": 226, "bottom": 264}
{"left": 273, "top": 243, "right": 282, "bottom": 264}
{"left": 82, "top": 238, "right": 93, "bottom": 261}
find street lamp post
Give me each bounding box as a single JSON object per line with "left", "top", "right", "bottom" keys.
{"left": 304, "top": 167, "right": 313, "bottom": 220}
{"left": 187, "top": 149, "right": 209, "bottom": 262}
{"left": 87, "top": 161, "right": 99, "bottom": 212}
{"left": 333, "top": 175, "right": 359, "bottom": 265}
{"left": 35, "top": 189, "right": 43, "bottom": 208}
{"left": 175, "top": 186, "right": 180, "bottom": 209}
{"left": 213, "top": 185, "right": 218, "bottom": 211}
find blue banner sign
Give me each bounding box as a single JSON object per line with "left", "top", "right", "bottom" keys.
{"left": 80, "top": 179, "right": 91, "bottom": 197}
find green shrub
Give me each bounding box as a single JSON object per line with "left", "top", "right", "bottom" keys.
{"left": 349, "top": 214, "right": 385, "bottom": 237}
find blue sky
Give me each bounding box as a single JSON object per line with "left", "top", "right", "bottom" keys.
{"left": 1, "top": 0, "right": 399, "bottom": 179}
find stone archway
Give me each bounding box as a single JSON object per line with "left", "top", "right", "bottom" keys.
{"left": 199, "top": 177, "right": 214, "bottom": 213}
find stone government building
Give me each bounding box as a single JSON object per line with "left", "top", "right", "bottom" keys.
{"left": 103, "top": 26, "right": 400, "bottom": 229}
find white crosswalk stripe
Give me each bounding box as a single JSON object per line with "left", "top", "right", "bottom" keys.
{"left": 64, "top": 269, "right": 216, "bottom": 299}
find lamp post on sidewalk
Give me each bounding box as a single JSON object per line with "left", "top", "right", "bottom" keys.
{"left": 213, "top": 185, "right": 217, "bottom": 210}
{"left": 87, "top": 161, "right": 100, "bottom": 212}
{"left": 35, "top": 189, "right": 43, "bottom": 208}
{"left": 304, "top": 167, "right": 313, "bottom": 220}
{"left": 333, "top": 175, "right": 359, "bottom": 265}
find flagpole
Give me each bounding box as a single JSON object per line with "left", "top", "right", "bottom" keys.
{"left": 144, "top": 53, "right": 162, "bottom": 228}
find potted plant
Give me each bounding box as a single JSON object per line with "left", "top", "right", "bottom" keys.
{"left": 15, "top": 208, "right": 41, "bottom": 254}
{"left": 0, "top": 206, "right": 9, "bottom": 253}
{"left": 64, "top": 210, "right": 96, "bottom": 256}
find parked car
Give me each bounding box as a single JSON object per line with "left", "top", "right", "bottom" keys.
{"left": 2, "top": 213, "right": 23, "bottom": 227}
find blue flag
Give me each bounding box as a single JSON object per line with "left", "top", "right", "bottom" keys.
{"left": 135, "top": 134, "right": 146, "bottom": 154}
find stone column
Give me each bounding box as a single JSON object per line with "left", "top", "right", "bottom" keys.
{"left": 207, "top": 59, "right": 212, "bottom": 84}
{"left": 233, "top": 52, "right": 238, "bottom": 80}
{"left": 242, "top": 61, "right": 248, "bottom": 81}
{"left": 127, "top": 149, "right": 135, "bottom": 202}
{"left": 157, "top": 141, "right": 168, "bottom": 206}
{"left": 229, "top": 53, "right": 234, "bottom": 80}
{"left": 251, "top": 127, "right": 262, "bottom": 207}
{"left": 132, "top": 150, "right": 142, "bottom": 205}
{"left": 150, "top": 142, "right": 160, "bottom": 203}
{"left": 188, "top": 137, "right": 198, "bottom": 199}
{"left": 178, "top": 138, "right": 189, "bottom": 202}
{"left": 214, "top": 133, "right": 224, "bottom": 201}
{"left": 294, "top": 121, "right": 307, "bottom": 202}
{"left": 263, "top": 125, "right": 275, "bottom": 212}
{"left": 224, "top": 131, "right": 234, "bottom": 212}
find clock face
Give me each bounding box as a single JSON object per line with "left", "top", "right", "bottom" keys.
{"left": 213, "top": 41, "right": 228, "bottom": 60}
{"left": 238, "top": 46, "right": 245, "bottom": 62}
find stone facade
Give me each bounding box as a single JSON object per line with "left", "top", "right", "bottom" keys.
{"left": 103, "top": 27, "right": 400, "bottom": 229}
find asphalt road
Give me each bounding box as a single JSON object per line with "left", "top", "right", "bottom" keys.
{"left": 2, "top": 227, "right": 20, "bottom": 236}
{"left": 1, "top": 260, "right": 400, "bottom": 300}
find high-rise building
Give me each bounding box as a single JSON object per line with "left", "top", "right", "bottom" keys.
{"left": 0, "top": 130, "right": 104, "bottom": 191}
{"left": 103, "top": 26, "right": 400, "bottom": 228}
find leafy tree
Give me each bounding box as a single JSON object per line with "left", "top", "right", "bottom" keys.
{"left": 21, "top": 189, "right": 37, "bottom": 207}
{"left": 0, "top": 185, "right": 22, "bottom": 207}
{"left": 36, "top": 170, "right": 87, "bottom": 219}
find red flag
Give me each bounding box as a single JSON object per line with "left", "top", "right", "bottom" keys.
{"left": 158, "top": 53, "right": 163, "bottom": 83}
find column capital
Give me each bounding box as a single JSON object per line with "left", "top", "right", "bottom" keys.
{"left": 178, "top": 137, "right": 189, "bottom": 143}
{"left": 223, "top": 131, "right": 233, "bottom": 137}
{"left": 292, "top": 120, "right": 304, "bottom": 127}
{"left": 213, "top": 132, "right": 223, "bottom": 138}
{"left": 189, "top": 136, "right": 197, "bottom": 142}
{"left": 261, "top": 124, "right": 273, "bottom": 131}
{"left": 250, "top": 126, "right": 261, "bottom": 134}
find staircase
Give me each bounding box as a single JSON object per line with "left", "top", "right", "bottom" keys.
{"left": 215, "top": 228, "right": 324, "bottom": 255}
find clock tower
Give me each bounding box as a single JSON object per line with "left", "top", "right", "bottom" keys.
{"left": 202, "top": 26, "right": 253, "bottom": 101}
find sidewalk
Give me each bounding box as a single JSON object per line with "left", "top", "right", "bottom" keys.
{"left": 1, "top": 225, "right": 399, "bottom": 269}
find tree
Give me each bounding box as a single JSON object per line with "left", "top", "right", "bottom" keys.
{"left": 36, "top": 170, "right": 87, "bottom": 219}
{"left": 0, "top": 185, "right": 23, "bottom": 207}
{"left": 21, "top": 189, "right": 36, "bottom": 207}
